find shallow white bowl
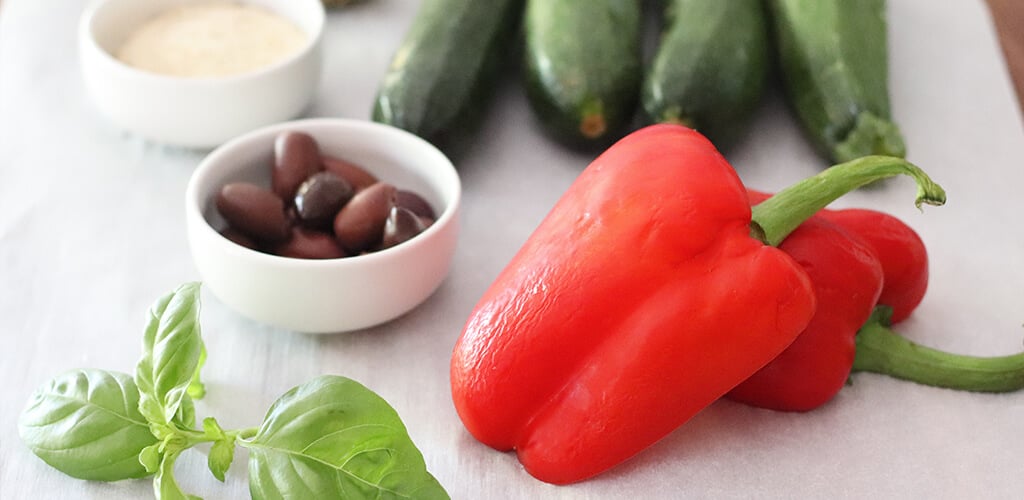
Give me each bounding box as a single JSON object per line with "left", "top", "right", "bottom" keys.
{"left": 79, "top": 0, "right": 324, "bottom": 148}
{"left": 185, "top": 118, "right": 461, "bottom": 333}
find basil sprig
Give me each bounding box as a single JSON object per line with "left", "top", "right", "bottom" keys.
{"left": 18, "top": 282, "right": 447, "bottom": 500}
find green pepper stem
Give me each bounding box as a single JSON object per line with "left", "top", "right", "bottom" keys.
{"left": 853, "top": 307, "right": 1024, "bottom": 393}
{"left": 751, "top": 156, "right": 946, "bottom": 247}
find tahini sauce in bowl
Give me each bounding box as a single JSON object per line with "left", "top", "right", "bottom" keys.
{"left": 116, "top": 1, "right": 307, "bottom": 78}
{"left": 78, "top": 0, "right": 324, "bottom": 147}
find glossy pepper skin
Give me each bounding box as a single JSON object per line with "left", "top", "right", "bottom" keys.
{"left": 749, "top": 190, "right": 930, "bottom": 320}
{"left": 819, "top": 208, "right": 928, "bottom": 323}
{"left": 729, "top": 191, "right": 928, "bottom": 411}
{"left": 727, "top": 208, "right": 883, "bottom": 411}
{"left": 450, "top": 125, "right": 816, "bottom": 484}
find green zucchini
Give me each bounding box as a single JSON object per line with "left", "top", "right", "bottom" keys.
{"left": 522, "top": 0, "right": 643, "bottom": 148}
{"left": 321, "top": 0, "right": 370, "bottom": 8}
{"left": 372, "top": 0, "right": 524, "bottom": 149}
{"left": 768, "top": 0, "right": 906, "bottom": 163}
{"left": 641, "top": 0, "right": 769, "bottom": 149}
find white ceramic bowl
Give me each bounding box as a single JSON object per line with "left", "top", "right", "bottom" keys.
{"left": 185, "top": 118, "right": 461, "bottom": 333}
{"left": 79, "top": 0, "right": 324, "bottom": 148}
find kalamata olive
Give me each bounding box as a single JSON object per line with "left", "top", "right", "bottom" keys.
{"left": 395, "top": 190, "right": 435, "bottom": 219}
{"left": 294, "top": 172, "right": 354, "bottom": 230}
{"left": 333, "top": 183, "right": 396, "bottom": 253}
{"left": 273, "top": 131, "right": 322, "bottom": 200}
{"left": 220, "top": 227, "right": 258, "bottom": 250}
{"left": 380, "top": 206, "right": 429, "bottom": 250}
{"left": 285, "top": 205, "right": 301, "bottom": 225}
{"left": 215, "top": 182, "right": 290, "bottom": 242}
{"left": 323, "top": 156, "right": 378, "bottom": 191}
{"left": 269, "top": 226, "right": 347, "bottom": 259}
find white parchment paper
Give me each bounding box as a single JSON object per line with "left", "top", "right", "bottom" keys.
{"left": 1, "top": 1, "right": 1022, "bottom": 498}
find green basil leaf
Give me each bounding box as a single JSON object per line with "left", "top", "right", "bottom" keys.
{"left": 201, "top": 416, "right": 225, "bottom": 438}
{"left": 154, "top": 450, "right": 201, "bottom": 500}
{"left": 18, "top": 369, "right": 158, "bottom": 481}
{"left": 201, "top": 417, "right": 234, "bottom": 482}
{"left": 187, "top": 343, "right": 207, "bottom": 400}
{"left": 136, "top": 282, "right": 204, "bottom": 427}
{"left": 139, "top": 443, "right": 161, "bottom": 474}
{"left": 244, "top": 375, "right": 449, "bottom": 500}
{"left": 208, "top": 438, "right": 235, "bottom": 483}
{"left": 173, "top": 393, "right": 197, "bottom": 431}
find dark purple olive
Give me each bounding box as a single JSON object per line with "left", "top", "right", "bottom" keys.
{"left": 294, "top": 172, "right": 354, "bottom": 230}
{"left": 323, "top": 156, "right": 378, "bottom": 192}
{"left": 395, "top": 190, "right": 435, "bottom": 219}
{"left": 380, "top": 206, "right": 429, "bottom": 250}
{"left": 272, "top": 131, "right": 322, "bottom": 200}
{"left": 333, "top": 183, "right": 396, "bottom": 253}
{"left": 269, "top": 226, "right": 347, "bottom": 259}
{"left": 220, "top": 227, "right": 258, "bottom": 250}
{"left": 215, "top": 182, "right": 290, "bottom": 242}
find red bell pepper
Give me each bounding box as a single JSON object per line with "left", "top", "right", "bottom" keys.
{"left": 731, "top": 191, "right": 1024, "bottom": 412}
{"left": 746, "top": 191, "right": 928, "bottom": 323}
{"left": 450, "top": 124, "right": 945, "bottom": 484}
{"left": 819, "top": 208, "right": 928, "bottom": 323}
{"left": 726, "top": 212, "right": 884, "bottom": 411}
{"left": 807, "top": 208, "right": 1024, "bottom": 393}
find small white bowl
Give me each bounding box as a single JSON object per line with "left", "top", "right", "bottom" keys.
{"left": 79, "top": 0, "right": 324, "bottom": 148}
{"left": 185, "top": 118, "right": 461, "bottom": 333}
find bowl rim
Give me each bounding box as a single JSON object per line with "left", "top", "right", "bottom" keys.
{"left": 185, "top": 117, "right": 462, "bottom": 270}
{"left": 79, "top": 0, "right": 326, "bottom": 85}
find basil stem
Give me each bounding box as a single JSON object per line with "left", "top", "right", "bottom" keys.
{"left": 154, "top": 449, "right": 200, "bottom": 500}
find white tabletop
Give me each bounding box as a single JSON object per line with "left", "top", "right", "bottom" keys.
{"left": 2, "top": 1, "right": 1024, "bottom": 498}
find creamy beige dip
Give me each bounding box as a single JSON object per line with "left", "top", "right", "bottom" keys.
{"left": 116, "top": 2, "right": 307, "bottom": 78}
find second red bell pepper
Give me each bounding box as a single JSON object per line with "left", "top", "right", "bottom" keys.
{"left": 731, "top": 191, "right": 1024, "bottom": 412}
{"left": 819, "top": 207, "right": 928, "bottom": 323}
{"left": 450, "top": 124, "right": 946, "bottom": 484}
{"left": 728, "top": 190, "right": 927, "bottom": 411}
{"left": 726, "top": 212, "right": 883, "bottom": 411}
